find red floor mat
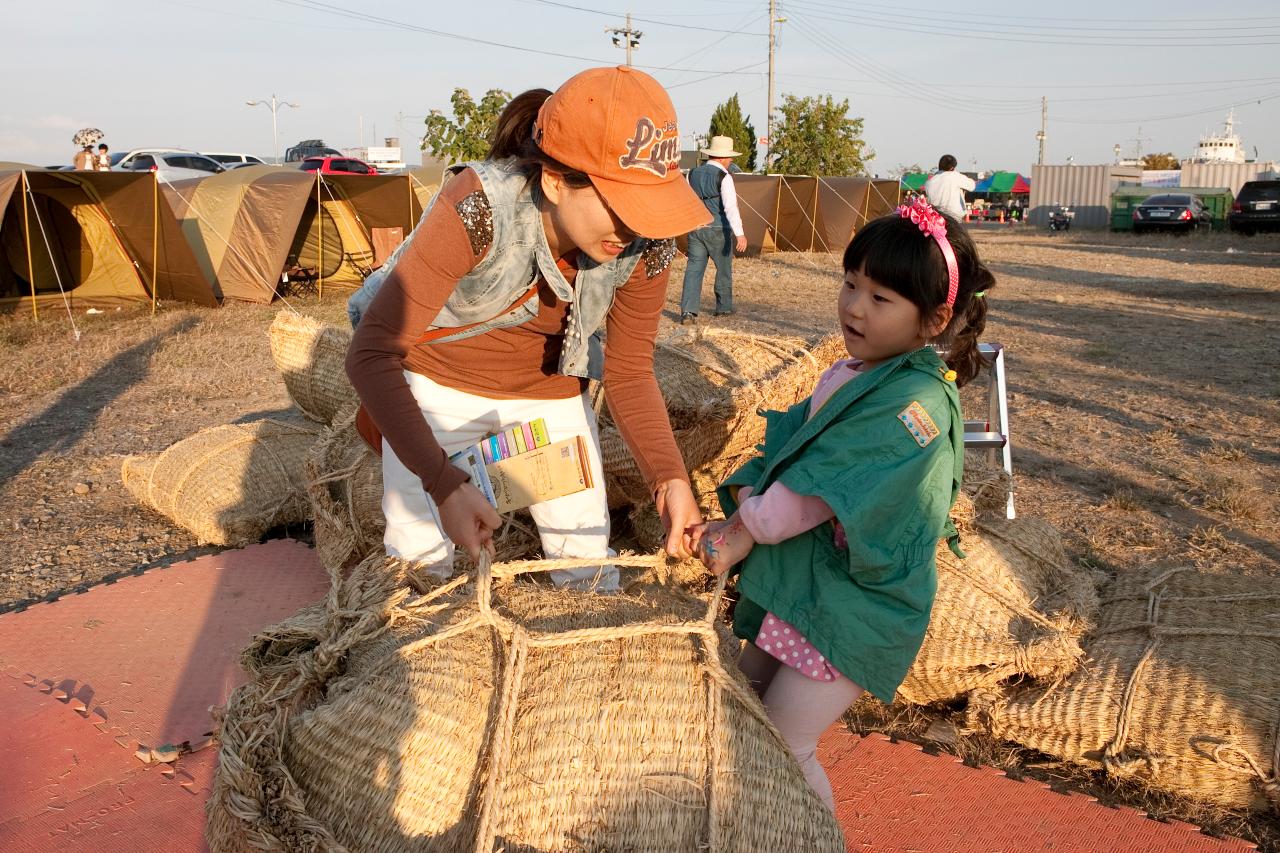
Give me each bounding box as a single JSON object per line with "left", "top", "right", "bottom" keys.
{"left": 0, "top": 540, "right": 1258, "bottom": 851}
{"left": 818, "top": 725, "right": 1255, "bottom": 851}
{"left": 0, "top": 538, "right": 329, "bottom": 752}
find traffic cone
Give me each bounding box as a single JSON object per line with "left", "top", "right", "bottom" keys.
{"left": 998, "top": 210, "right": 1005, "bottom": 223}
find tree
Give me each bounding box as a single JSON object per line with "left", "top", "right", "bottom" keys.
{"left": 767, "top": 94, "right": 874, "bottom": 177}
{"left": 892, "top": 162, "right": 925, "bottom": 179}
{"left": 421, "top": 88, "right": 512, "bottom": 163}
{"left": 707, "top": 94, "right": 757, "bottom": 172}
{"left": 1142, "top": 152, "right": 1179, "bottom": 170}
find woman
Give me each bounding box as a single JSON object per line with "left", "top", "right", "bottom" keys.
{"left": 345, "top": 66, "right": 709, "bottom": 589}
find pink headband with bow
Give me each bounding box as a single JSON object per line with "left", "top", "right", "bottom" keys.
{"left": 896, "top": 197, "right": 959, "bottom": 306}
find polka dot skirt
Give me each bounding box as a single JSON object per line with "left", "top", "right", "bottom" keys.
{"left": 755, "top": 612, "right": 843, "bottom": 682}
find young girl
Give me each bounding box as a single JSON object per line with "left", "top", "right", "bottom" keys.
{"left": 695, "top": 197, "right": 995, "bottom": 809}
{"left": 345, "top": 67, "right": 710, "bottom": 588}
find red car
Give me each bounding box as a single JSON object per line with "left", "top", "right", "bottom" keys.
{"left": 299, "top": 156, "right": 378, "bottom": 175}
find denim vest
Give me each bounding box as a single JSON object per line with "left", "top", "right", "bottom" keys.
{"left": 688, "top": 163, "right": 729, "bottom": 231}
{"left": 346, "top": 159, "right": 646, "bottom": 380}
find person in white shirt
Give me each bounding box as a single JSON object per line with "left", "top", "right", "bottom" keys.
{"left": 923, "top": 154, "right": 975, "bottom": 221}
{"left": 680, "top": 136, "right": 748, "bottom": 324}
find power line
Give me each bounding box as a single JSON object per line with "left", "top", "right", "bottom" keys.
{"left": 527, "top": 0, "right": 766, "bottom": 35}
{"left": 787, "top": 0, "right": 1280, "bottom": 30}
{"left": 267, "top": 0, "right": 763, "bottom": 75}
{"left": 786, "top": 1, "right": 1280, "bottom": 46}
{"left": 786, "top": 15, "right": 1039, "bottom": 113}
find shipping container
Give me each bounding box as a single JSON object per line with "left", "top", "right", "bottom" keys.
{"left": 1178, "top": 161, "right": 1279, "bottom": 196}
{"left": 1110, "top": 187, "right": 1233, "bottom": 231}
{"left": 1029, "top": 164, "right": 1142, "bottom": 229}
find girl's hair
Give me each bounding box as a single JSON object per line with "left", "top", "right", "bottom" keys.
{"left": 487, "top": 88, "right": 593, "bottom": 190}
{"left": 842, "top": 210, "right": 996, "bottom": 386}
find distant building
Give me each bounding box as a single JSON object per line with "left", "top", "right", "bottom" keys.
{"left": 342, "top": 138, "right": 407, "bottom": 173}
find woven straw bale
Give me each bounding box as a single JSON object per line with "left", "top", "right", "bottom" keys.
{"left": 307, "top": 405, "right": 541, "bottom": 573}
{"left": 121, "top": 419, "right": 320, "bottom": 546}
{"left": 899, "top": 517, "right": 1096, "bottom": 705}
{"left": 269, "top": 311, "right": 356, "bottom": 425}
{"left": 602, "top": 331, "right": 847, "bottom": 509}
{"left": 969, "top": 565, "right": 1280, "bottom": 813}
{"left": 207, "top": 553, "right": 844, "bottom": 852}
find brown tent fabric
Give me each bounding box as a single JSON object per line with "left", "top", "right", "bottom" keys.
{"left": 0, "top": 169, "right": 216, "bottom": 310}
{"left": 700, "top": 175, "right": 902, "bottom": 256}
{"left": 166, "top": 166, "right": 313, "bottom": 304}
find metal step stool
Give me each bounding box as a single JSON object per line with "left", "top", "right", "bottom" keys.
{"left": 962, "top": 343, "right": 1014, "bottom": 519}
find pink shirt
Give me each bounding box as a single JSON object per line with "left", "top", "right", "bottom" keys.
{"left": 736, "top": 359, "right": 861, "bottom": 544}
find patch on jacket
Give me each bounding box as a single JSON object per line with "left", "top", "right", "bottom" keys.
{"left": 898, "top": 401, "right": 940, "bottom": 448}
{"left": 642, "top": 238, "right": 676, "bottom": 278}
{"left": 455, "top": 190, "right": 494, "bottom": 257}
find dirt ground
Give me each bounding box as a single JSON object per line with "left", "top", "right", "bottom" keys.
{"left": 1, "top": 227, "right": 1278, "bottom": 843}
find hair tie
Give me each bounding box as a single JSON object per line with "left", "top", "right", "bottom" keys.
{"left": 973, "top": 290, "right": 986, "bottom": 299}
{"left": 895, "top": 197, "right": 959, "bottom": 307}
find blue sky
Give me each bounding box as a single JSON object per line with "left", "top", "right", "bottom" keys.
{"left": 3, "top": 0, "right": 1278, "bottom": 174}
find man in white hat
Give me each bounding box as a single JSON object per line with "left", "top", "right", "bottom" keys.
{"left": 679, "top": 135, "right": 748, "bottom": 324}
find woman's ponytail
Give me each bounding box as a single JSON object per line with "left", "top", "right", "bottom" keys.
{"left": 488, "top": 88, "right": 552, "bottom": 160}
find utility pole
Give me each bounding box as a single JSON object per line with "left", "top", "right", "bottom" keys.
{"left": 1035, "top": 96, "right": 1047, "bottom": 166}
{"left": 766, "top": 0, "right": 787, "bottom": 172}
{"left": 606, "top": 13, "right": 642, "bottom": 66}
{"left": 246, "top": 94, "right": 299, "bottom": 165}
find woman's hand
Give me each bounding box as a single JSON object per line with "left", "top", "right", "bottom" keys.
{"left": 437, "top": 482, "right": 503, "bottom": 561}
{"left": 654, "top": 478, "right": 703, "bottom": 559}
{"left": 694, "top": 513, "right": 755, "bottom": 576}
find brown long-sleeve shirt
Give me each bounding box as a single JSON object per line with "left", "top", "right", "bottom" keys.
{"left": 345, "top": 168, "right": 687, "bottom": 504}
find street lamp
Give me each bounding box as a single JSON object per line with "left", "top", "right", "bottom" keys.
{"left": 246, "top": 94, "right": 299, "bottom": 165}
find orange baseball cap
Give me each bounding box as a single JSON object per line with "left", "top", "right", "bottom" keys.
{"left": 534, "top": 66, "right": 712, "bottom": 240}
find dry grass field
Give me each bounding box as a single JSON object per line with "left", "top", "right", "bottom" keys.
{"left": 1, "top": 227, "right": 1278, "bottom": 843}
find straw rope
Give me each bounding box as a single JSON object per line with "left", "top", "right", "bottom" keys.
{"left": 122, "top": 419, "right": 317, "bottom": 546}
{"left": 970, "top": 563, "right": 1280, "bottom": 813}
{"left": 209, "top": 548, "right": 839, "bottom": 851}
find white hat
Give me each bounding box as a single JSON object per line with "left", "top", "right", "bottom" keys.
{"left": 700, "top": 135, "right": 742, "bottom": 158}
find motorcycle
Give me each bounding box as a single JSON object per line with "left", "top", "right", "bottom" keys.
{"left": 1048, "top": 204, "right": 1075, "bottom": 232}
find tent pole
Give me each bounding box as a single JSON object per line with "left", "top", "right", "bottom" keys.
{"left": 151, "top": 173, "right": 159, "bottom": 315}
{"left": 861, "top": 180, "right": 871, "bottom": 231}
{"left": 21, "top": 172, "right": 38, "bottom": 323}
{"left": 809, "top": 177, "right": 819, "bottom": 252}
{"left": 771, "top": 176, "right": 782, "bottom": 255}
{"left": 407, "top": 173, "right": 413, "bottom": 232}
{"left": 316, "top": 174, "right": 323, "bottom": 299}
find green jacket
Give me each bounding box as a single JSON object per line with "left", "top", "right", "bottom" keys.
{"left": 718, "top": 348, "right": 963, "bottom": 702}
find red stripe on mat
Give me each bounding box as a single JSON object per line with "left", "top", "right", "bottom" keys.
{"left": 819, "top": 725, "right": 1255, "bottom": 851}
{"left": 0, "top": 540, "right": 1257, "bottom": 851}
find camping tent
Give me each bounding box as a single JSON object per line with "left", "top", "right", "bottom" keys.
{"left": 167, "top": 167, "right": 446, "bottom": 304}
{"left": 0, "top": 166, "right": 216, "bottom": 313}
{"left": 164, "top": 166, "right": 313, "bottom": 304}
{"left": 729, "top": 175, "right": 901, "bottom": 253}
{"left": 974, "top": 172, "right": 1030, "bottom": 194}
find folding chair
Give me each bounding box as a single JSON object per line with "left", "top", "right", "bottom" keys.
{"left": 961, "top": 343, "right": 1015, "bottom": 519}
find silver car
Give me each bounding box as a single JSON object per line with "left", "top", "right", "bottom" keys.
{"left": 114, "top": 149, "right": 226, "bottom": 181}
{"left": 204, "top": 152, "right": 268, "bottom": 169}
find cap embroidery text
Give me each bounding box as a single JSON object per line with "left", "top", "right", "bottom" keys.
{"left": 618, "top": 117, "right": 681, "bottom": 177}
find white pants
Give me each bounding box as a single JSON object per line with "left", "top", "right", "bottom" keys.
{"left": 382, "top": 371, "right": 617, "bottom": 590}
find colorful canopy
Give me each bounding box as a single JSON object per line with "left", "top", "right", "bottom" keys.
{"left": 974, "top": 172, "right": 1030, "bottom": 194}
{"left": 901, "top": 173, "right": 927, "bottom": 191}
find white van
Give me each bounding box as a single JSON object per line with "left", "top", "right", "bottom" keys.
{"left": 203, "top": 152, "right": 269, "bottom": 169}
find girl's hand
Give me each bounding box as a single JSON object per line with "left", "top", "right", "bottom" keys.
{"left": 695, "top": 514, "right": 755, "bottom": 576}
{"left": 655, "top": 479, "right": 703, "bottom": 559}
{"left": 437, "top": 481, "right": 503, "bottom": 560}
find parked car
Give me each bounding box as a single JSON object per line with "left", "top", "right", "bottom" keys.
{"left": 1131, "top": 193, "right": 1212, "bottom": 234}
{"left": 1228, "top": 180, "right": 1280, "bottom": 235}
{"left": 203, "top": 152, "right": 267, "bottom": 168}
{"left": 114, "top": 149, "right": 226, "bottom": 181}
{"left": 299, "top": 156, "right": 377, "bottom": 176}
{"left": 285, "top": 139, "right": 342, "bottom": 162}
